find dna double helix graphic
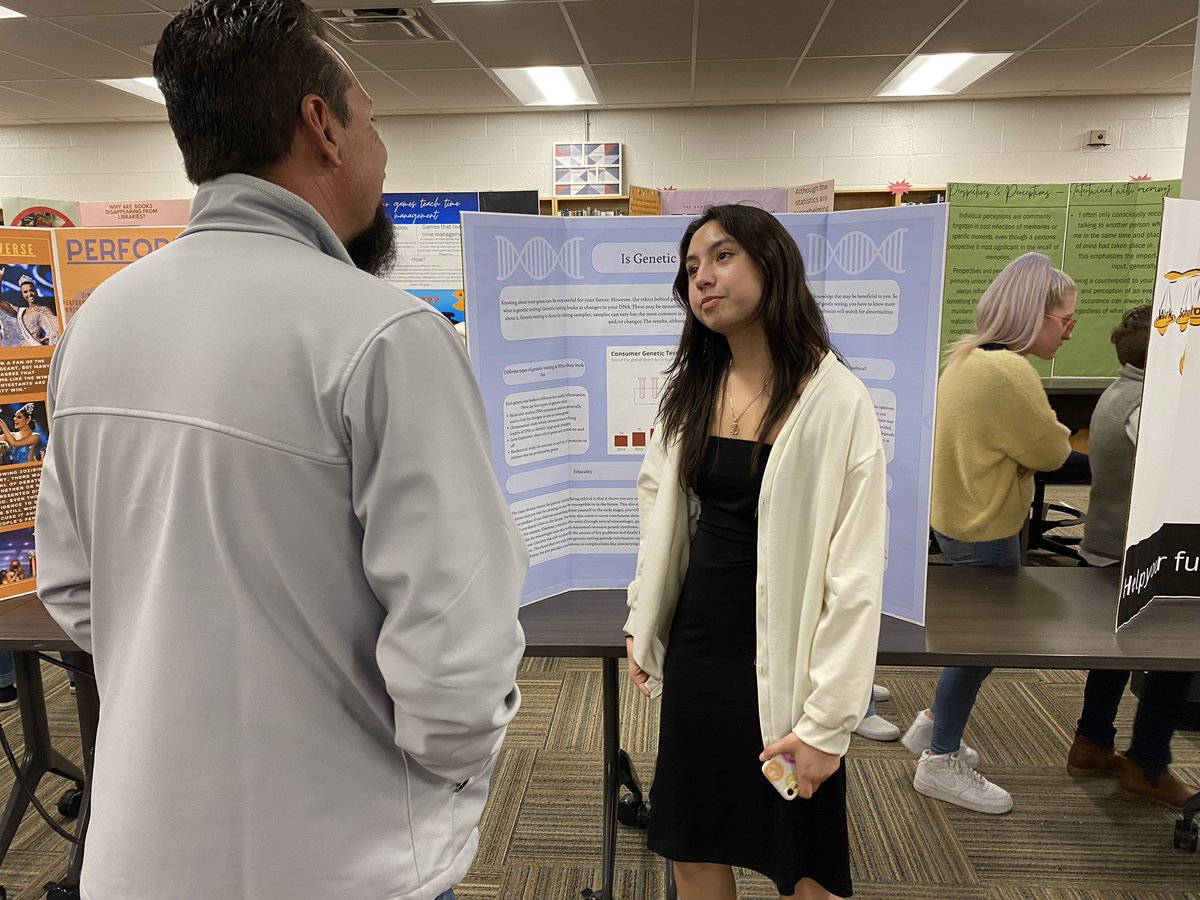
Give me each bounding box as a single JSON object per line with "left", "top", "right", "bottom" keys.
{"left": 496, "top": 236, "right": 585, "bottom": 281}
{"left": 806, "top": 228, "right": 907, "bottom": 276}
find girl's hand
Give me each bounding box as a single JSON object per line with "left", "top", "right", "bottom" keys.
{"left": 625, "top": 636, "right": 651, "bottom": 697}
{"left": 759, "top": 733, "right": 840, "bottom": 799}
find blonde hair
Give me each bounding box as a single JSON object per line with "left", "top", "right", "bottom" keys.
{"left": 944, "top": 252, "right": 1075, "bottom": 369}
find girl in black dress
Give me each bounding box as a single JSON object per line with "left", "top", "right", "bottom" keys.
{"left": 624, "top": 206, "right": 887, "bottom": 899}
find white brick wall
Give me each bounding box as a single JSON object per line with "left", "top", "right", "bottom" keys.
{"left": 0, "top": 94, "right": 1189, "bottom": 204}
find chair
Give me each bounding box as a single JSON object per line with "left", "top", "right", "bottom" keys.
{"left": 1028, "top": 449, "right": 1090, "bottom": 561}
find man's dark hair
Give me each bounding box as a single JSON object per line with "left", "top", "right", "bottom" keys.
{"left": 154, "top": 0, "right": 353, "bottom": 184}
{"left": 1111, "top": 303, "right": 1152, "bottom": 369}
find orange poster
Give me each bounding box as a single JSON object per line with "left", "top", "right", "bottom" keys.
{"left": 0, "top": 227, "right": 57, "bottom": 601}
{"left": 52, "top": 226, "right": 185, "bottom": 327}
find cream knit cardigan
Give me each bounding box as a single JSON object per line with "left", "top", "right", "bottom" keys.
{"left": 625, "top": 352, "right": 887, "bottom": 757}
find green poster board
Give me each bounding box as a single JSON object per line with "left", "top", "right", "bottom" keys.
{"left": 942, "top": 183, "right": 1069, "bottom": 376}
{"left": 942, "top": 179, "right": 1179, "bottom": 376}
{"left": 1059, "top": 181, "right": 1180, "bottom": 375}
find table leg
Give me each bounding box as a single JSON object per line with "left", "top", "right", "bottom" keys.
{"left": 581, "top": 657, "right": 620, "bottom": 899}
{"left": 64, "top": 653, "right": 99, "bottom": 885}
{"left": 0, "top": 652, "right": 84, "bottom": 867}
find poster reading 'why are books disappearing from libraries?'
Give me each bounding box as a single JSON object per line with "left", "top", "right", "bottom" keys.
{"left": 462, "top": 205, "right": 947, "bottom": 624}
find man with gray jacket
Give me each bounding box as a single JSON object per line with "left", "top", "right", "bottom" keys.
{"left": 34, "top": 2, "right": 527, "bottom": 898}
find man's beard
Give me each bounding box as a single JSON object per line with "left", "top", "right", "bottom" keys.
{"left": 346, "top": 203, "right": 397, "bottom": 276}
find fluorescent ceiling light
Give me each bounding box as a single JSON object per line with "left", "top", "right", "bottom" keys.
{"left": 96, "top": 77, "right": 166, "bottom": 105}
{"left": 494, "top": 66, "right": 597, "bottom": 106}
{"left": 0, "top": 6, "right": 25, "bottom": 19}
{"left": 876, "top": 52, "right": 1012, "bottom": 97}
{"left": 431, "top": 1, "right": 509, "bottom": 4}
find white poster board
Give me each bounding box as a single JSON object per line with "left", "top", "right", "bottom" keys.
{"left": 1118, "top": 196, "right": 1200, "bottom": 628}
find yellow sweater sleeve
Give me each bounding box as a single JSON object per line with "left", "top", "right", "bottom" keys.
{"left": 989, "top": 355, "right": 1072, "bottom": 473}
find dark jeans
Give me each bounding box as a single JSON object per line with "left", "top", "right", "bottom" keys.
{"left": 1077, "top": 669, "right": 1194, "bottom": 780}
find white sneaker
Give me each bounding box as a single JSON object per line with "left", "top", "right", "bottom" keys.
{"left": 854, "top": 714, "right": 900, "bottom": 741}
{"left": 914, "top": 750, "right": 1013, "bottom": 814}
{"left": 871, "top": 683, "right": 891, "bottom": 703}
{"left": 901, "top": 708, "right": 982, "bottom": 770}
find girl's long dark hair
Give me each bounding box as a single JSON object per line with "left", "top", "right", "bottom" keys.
{"left": 657, "top": 204, "right": 833, "bottom": 489}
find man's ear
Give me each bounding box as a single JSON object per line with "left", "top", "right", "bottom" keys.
{"left": 296, "top": 93, "right": 343, "bottom": 167}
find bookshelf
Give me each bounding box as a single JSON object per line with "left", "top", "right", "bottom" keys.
{"left": 539, "top": 195, "right": 631, "bottom": 216}
{"left": 538, "top": 187, "right": 946, "bottom": 216}
{"left": 834, "top": 187, "right": 945, "bottom": 210}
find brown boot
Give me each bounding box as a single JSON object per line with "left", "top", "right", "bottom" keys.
{"left": 1066, "top": 734, "right": 1125, "bottom": 777}
{"left": 1119, "top": 758, "right": 1200, "bottom": 810}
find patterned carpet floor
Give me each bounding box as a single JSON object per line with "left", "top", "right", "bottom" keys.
{"left": 0, "top": 488, "right": 1196, "bottom": 899}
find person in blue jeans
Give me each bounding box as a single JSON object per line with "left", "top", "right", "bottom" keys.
{"left": 1066, "top": 304, "right": 1198, "bottom": 811}
{"left": 902, "top": 253, "right": 1075, "bottom": 815}
{"left": 0, "top": 649, "right": 79, "bottom": 709}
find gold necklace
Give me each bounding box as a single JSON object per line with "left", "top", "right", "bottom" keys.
{"left": 724, "top": 367, "right": 769, "bottom": 436}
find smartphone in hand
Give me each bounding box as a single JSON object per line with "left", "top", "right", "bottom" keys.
{"left": 760, "top": 752, "right": 798, "bottom": 800}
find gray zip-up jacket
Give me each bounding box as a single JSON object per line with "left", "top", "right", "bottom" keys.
{"left": 36, "top": 174, "right": 527, "bottom": 900}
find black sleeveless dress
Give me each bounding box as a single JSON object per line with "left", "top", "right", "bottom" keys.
{"left": 646, "top": 437, "right": 852, "bottom": 897}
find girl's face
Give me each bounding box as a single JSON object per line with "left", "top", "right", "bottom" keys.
{"left": 13, "top": 410, "right": 27, "bottom": 430}
{"left": 685, "top": 221, "right": 765, "bottom": 338}
{"left": 1026, "top": 291, "right": 1078, "bottom": 360}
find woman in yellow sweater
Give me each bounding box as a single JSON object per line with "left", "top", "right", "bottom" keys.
{"left": 901, "top": 251, "right": 1074, "bottom": 814}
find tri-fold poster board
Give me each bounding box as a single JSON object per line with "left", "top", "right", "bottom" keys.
{"left": 463, "top": 205, "right": 947, "bottom": 624}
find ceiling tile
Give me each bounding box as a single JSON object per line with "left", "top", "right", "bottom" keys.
{"left": 1058, "top": 45, "right": 1196, "bottom": 91}
{"left": 965, "top": 48, "right": 1134, "bottom": 94}
{"left": 388, "top": 68, "right": 515, "bottom": 111}
{"left": 591, "top": 63, "right": 692, "bottom": 104}
{"left": 1154, "top": 72, "right": 1193, "bottom": 89}
{"left": 334, "top": 39, "right": 477, "bottom": 71}
{"left": 696, "top": 0, "right": 824, "bottom": 60}
{"left": 922, "top": 0, "right": 1096, "bottom": 53}
{"left": 2, "top": 0, "right": 153, "bottom": 13}
{"left": 0, "top": 49, "right": 72, "bottom": 81}
{"left": 1148, "top": 21, "right": 1197, "bottom": 45}
{"left": 0, "top": 20, "right": 149, "bottom": 79}
{"left": 568, "top": 0, "right": 693, "bottom": 64}
{"left": 1037, "top": 0, "right": 1198, "bottom": 49}
{"left": 783, "top": 56, "right": 906, "bottom": 101}
{"left": 11, "top": 79, "right": 166, "bottom": 117}
{"left": 49, "top": 12, "right": 171, "bottom": 61}
{"left": 0, "top": 84, "right": 89, "bottom": 119}
{"left": 807, "top": 0, "right": 964, "bottom": 57}
{"left": 694, "top": 60, "right": 796, "bottom": 103}
{"left": 431, "top": 4, "right": 582, "bottom": 67}
{"left": 356, "top": 71, "right": 433, "bottom": 113}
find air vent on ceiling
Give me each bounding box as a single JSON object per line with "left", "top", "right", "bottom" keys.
{"left": 319, "top": 7, "right": 451, "bottom": 43}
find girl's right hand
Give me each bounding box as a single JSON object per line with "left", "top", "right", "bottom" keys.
{"left": 625, "top": 636, "right": 651, "bottom": 697}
